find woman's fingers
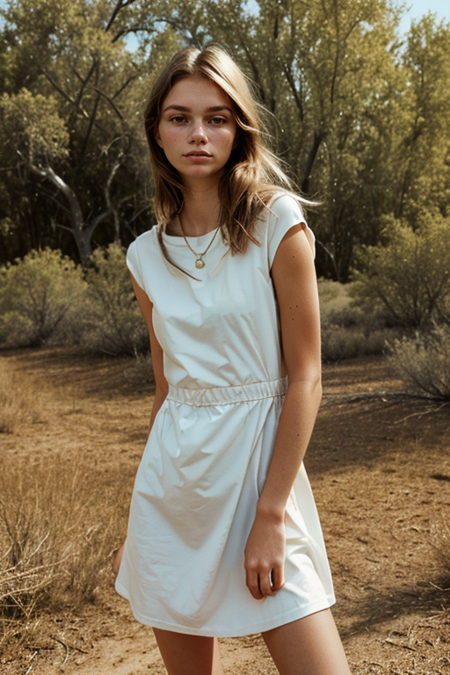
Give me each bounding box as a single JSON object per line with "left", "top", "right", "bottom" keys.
{"left": 258, "top": 568, "right": 274, "bottom": 597}
{"left": 270, "top": 563, "right": 286, "bottom": 592}
{"left": 244, "top": 515, "right": 286, "bottom": 598}
{"left": 245, "top": 567, "right": 264, "bottom": 600}
{"left": 245, "top": 562, "right": 285, "bottom": 599}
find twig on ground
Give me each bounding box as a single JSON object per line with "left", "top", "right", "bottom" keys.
{"left": 25, "top": 649, "right": 38, "bottom": 675}
{"left": 393, "top": 401, "right": 450, "bottom": 424}
{"left": 384, "top": 638, "right": 416, "bottom": 651}
{"left": 50, "top": 636, "right": 70, "bottom": 666}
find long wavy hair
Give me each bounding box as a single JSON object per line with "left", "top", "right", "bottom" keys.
{"left": 144, "top": 45, "right": 304, "bottom": 256}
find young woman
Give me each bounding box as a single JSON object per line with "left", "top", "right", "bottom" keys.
{"left": 114, "top": 45, "right": 351, "bottom": 675}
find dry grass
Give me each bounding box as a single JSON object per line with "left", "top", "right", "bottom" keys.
{"left": 432, "top": 521, "right": 450, "bottom": 587}
{"left": 0, "top": 360, "right": 44, "bottom": 433}
{"left": 0, "top": 455, "right": 121, "bottom": 649}
{"left": 1, "top": 348, "right": 449, "bottom": 674}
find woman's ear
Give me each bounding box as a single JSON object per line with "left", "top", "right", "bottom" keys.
{"left": 155, "top": 130, "right": 163, "bottom": 148}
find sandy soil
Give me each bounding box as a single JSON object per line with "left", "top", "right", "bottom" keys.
{"left": 1, "top": 349, "right": 449, "bottom": 674}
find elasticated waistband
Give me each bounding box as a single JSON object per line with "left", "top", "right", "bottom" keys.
{"left": 166, "top": 378, "right": 287, "bottom": 408}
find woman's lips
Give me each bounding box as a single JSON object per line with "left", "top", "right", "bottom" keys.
{"left": 185, "top": 151, "right": 212, "bottom": 157}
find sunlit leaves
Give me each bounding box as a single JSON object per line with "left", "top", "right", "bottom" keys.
{"left": 0, "top": 89, "right": 69, "bottom": 166}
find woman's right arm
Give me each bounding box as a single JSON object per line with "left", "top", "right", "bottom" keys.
{"left": 112, "top": 272, "right": 167, "bottom": 577}
{"left": 129, "top": 274, "right": 168, "bottom": 436}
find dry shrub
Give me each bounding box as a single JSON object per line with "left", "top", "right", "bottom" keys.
{"left": 0, "top": 455, "right": 122, "bottom": 647}
{"left": 0, "top": 249, "right": 87, "bottom": 348}
{"left": 0, "top": 361, "right": 43, "bottom": 433}
{"left": 388, "top": 326, "right": 450, "bottom": 400}
{"left": 318, "top": 279, "right": 393, "bottom": 361}
{"left": 321, "top": 325, "right": 390, "bottom": 362}
{"left": 123, "top": 352, "right": 155, "bottom": 386}
{"left": 353, "top": 215, "right": 450, "bottom": 330}
{"left": 82, "top": 243, "right": 148, "bottom": 356}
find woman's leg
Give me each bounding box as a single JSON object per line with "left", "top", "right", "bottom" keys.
{"left": 153, "top": 628, "right": 224, "bottom": 675}
{"left": 262, "top": 609, "right": 351, "bottom": 675}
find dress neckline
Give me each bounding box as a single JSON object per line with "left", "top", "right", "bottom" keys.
{"left": 161, "top": 225, "right": 222, "bottom": 247}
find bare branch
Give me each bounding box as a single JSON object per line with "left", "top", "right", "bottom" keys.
{"left": 112, "top": 71, "right": 140, "bottom": 99}
{"left": 93, "top": 87, "right": 124, "bottom": 121}
{"left": 85, "top": 209, "right": 112, "bottom": 241}
{"left": 68, "top": 60, "right": 97, "bottom": 131}
{"left": 112, "top": 25, "right": 155, "bottom": 43}
{"left": 105, "top": 0, "right": 139, "bottom": 33}
{"left": 282, "top": 62, "right": 304, "bottom": 121}
{"left": 80, "top": 63, "right": 101, "bottom": 159}
{"left": 104, "top": 156, "right": 123, "bottom": 240}
{"left": 40, "top": 68, "right": 78, "bottom": 109}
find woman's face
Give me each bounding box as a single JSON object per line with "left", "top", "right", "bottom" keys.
{"left": 156, "top": 76, "right": 237, "bottom": 186}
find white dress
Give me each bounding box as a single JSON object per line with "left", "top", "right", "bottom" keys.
{"left": 115, "top": 194, "right": 335, "bottom": 637}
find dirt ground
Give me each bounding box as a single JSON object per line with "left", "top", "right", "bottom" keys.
{"left": 1, "top": 348, "right": 449, "bottom": 674}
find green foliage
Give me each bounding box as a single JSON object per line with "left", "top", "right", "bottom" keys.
{"left": 83, "top": 243, "right": 147, "bottom": 356}
{"left": 389, "top": 326, "right": 450, "bottom": 400}
{"left": 203, "top": 0, "right": 403, "bottom": 279}
{"left": 353, "top": 216, "right": 450, "bottom": 329}
{"left": 397, "top": 16, "right": 450, "bottom": 225}
{"left": 0, "top": 249, "right": 87, "bottom": 347}
{"left": 0, "top": 0, "right": 449, "bottom": 280}
{"left": 0, "top": 89, "right": 69, "bottom": 166}
{"left": 0, "top": 0, "right": 157, "bottom": 264}
{"left": 0, "top": 244, "right": 148, "bottom": 356}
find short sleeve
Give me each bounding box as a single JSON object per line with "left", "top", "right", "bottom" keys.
{"left": 267, "top": 194, "right": 315, "bottom": 267}
{"left": 126, "top": 240, "right": 145, "bottom": 290}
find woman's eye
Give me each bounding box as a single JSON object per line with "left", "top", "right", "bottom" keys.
{"left": 170, "top": 115, "right": 187, "bottom": 123}
{"left": 210, "top": 117, "right": 227, "bottom": 125}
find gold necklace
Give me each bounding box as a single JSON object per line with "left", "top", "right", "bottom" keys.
{"left": 179, "top": 218, "right": 220, "bottom": 269}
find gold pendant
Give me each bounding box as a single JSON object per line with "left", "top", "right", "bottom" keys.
{"left": 195, "top": 257, "right": 205, "bottom": 269}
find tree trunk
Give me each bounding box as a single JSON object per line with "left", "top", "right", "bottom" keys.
{"left": 300, "top": 132, "right": 324, "bottom": 194}
{"left": 29, "top": 164, "right": 111, "bottom": 266}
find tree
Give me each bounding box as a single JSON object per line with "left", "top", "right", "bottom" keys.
{"left": 394, "top": 15, "right": 450, "bottom": 225}
{"left": 188, "top": 0, "right": 403, "bottom": 279}
{"left": 0, "top": 0, "right": 160, "bottom": 265}
{"left": 1, "top": 0, "right": 449, "bottom": 283}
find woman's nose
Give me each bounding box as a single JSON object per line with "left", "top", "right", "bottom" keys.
{"left": 189, "top": 121, "right": 207, "bottom": 143}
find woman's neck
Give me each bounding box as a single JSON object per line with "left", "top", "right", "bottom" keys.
{"left": 175, "top": 182, "right": 221, "bottom": 237}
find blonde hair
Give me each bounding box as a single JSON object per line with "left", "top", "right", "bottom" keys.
{"left": 144, "top": 45, "right": 303, "bottom": 256}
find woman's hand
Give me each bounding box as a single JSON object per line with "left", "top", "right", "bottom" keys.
{"left": 112, "top": 540, "right": 126, "bottom": 577}
{"left": 244, "top": 511, "right": 286, "bottom": 600}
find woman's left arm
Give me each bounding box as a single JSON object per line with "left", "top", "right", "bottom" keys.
{"left": 244, "top": 224, "right": 322, "bottom": 600}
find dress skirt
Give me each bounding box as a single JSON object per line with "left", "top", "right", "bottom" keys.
{"left": 115, "top": 378, "right": 335, "bottom": 637}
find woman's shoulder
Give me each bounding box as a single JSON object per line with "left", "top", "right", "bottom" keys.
{"left": 262, "top": 191, "right": 307, "bottom": 224}
{"left": 128, "top": 225, "right": 159, "bottom": 252}
{"left": 255, "top": 190, "right": 315, "bottom": 263}
{"left": 126, "top": 227, "right": 161, "bottom": 297}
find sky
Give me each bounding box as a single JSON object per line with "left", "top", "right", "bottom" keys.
{"left": 399, "top": 0, "right": 450, "bottom": 32}
{"left": 0, "top": 1, "right": 449, "bottom": 37}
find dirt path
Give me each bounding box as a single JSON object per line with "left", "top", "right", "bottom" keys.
{"left": 1, "top": 349, "right": 449, "bottom": 674}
